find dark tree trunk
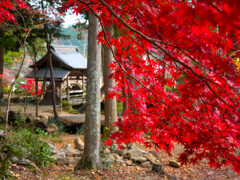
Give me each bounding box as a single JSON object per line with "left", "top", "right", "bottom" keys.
{"left": 47, "top": 41, "right": 58, "bottom": 120}
{"left": 102, "top": 25, "right": 117, "bottom": 138}
{"left": 0, "top": 30, "right": 4, "bottom": 119}
{"left": 0, "top": 30, "right": 4, "bottom": 102}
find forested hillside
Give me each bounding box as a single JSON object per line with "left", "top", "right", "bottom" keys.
{"left": 53, "top": 26, "right": 88, "bottom": 57}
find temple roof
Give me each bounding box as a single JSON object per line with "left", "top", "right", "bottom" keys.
{"left": 25, "top": 67, "right": 70, "bottom": 79}
{"left": 26, "top": 45, "right": 87, "bottom": 80}
{"left": 30, "top": 45, "right": 87, "bottom": 70}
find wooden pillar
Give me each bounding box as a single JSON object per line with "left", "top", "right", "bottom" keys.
{"left": 60, "top": 82, "right": 62, "bottom": 111}
{"left": 36, "top": 78, "right": 38, "bottom": 100}
{"left": 82, "top": 72, "right": 84, "bottom": 103}
{"left": 67, "top": 76, "right": 69, "bottom": 102}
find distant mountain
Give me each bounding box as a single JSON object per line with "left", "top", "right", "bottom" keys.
{"left": 53, "top": 26, "right": 88, "bottom": 57}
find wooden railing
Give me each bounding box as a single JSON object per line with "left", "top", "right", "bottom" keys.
{"left": 62, "top": 90, "right": 86, "bottom": 105}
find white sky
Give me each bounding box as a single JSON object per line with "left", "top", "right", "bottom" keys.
{"left": 63, "top": 13, "right": 79, "bottom": 27}
{"left": 63, "top": 10, "right": 86, "bottom": 27}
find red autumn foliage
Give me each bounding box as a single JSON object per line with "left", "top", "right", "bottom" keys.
{"left": 67, "top": 0, "right": 240, "bottom": 172}
{"left": 1, "top": 69, "right": 14, "bottom": 87}
{"left": 0, "top": 0, "right": 28, "bottom": 24}
{"left": 20, "top": 78, "right": 42, "bottom": 96}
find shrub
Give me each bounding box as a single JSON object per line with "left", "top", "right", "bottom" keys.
{"left": 49, "top": 118, "right": 67, "bottom": 133}
{"left": 62, "top": 100, "right": 72, "bottom": 112}
{"left": 61, "top": 101, "right": 79, "bottom": 114}
{"left": 0, "top": 128, "right": 54, "bottom": 178}
{"left": 76, "top": 125, "right": 85, "bottom": 135}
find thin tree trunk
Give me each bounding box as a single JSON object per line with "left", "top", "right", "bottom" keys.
{"left": 102, "top": 25, "right": 117, "bottom": 138}
{"left": 0, "top": 30, "right": 4, "bottom": 119}
{"left": 47, "top": 41, "right": 58, "bottom": 120}
{"left": 33, "top": 46, "right": 39, "bottom": 117}
{"left": 122, "top": 77, "right": 128, "bottom": 114}
{"left": 0, "top": 30, "right": 4, "bottom": 102}
{"left": 163, "top": 61, "right": 167, "bottom": 92}
{"left": 5, "top": 42, "right": 27, "bottom": 128}
{"left": 75, "top": 12, "right": 102, "bottom": 171}
{"left": 41, "top": 0, "right": 58, "bottom": 120}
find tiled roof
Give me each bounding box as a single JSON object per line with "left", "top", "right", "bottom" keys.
{"left": 26, "top": 67, "right": 70, "bottom": 79}
{"left": 51, "top": 45, "right": 87, "bottom": 69}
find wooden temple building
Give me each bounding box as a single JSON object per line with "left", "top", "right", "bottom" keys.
{"left": 26, "top": 45, "right": 87, "bottom": 105}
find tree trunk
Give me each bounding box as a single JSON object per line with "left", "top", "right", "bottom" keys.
{"left": 0, "top": 30, "right": 4, "bottom": 118}
{"left": 32, "top": 46, "right": 39, "bottom": 117}
{"left": 122, "top": 76, "right": 128, "bottom": 114}
{"left": 0, "top": 30, "right": 4, "bottom": 102}
{"left": 47, "top": 42, "right": 58, "bottom": 120}
{"left": 75, "top": 12, "right": 102, "bottom": 171}
{"left": 102, "top": 25, "right": 117, "bottom": 139}
{"left": 5, "top": 41, "right": 27, "bottom": 128}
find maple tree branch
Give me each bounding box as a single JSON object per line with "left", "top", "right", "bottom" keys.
{"left": 81, "top": 1, "right": 184, "bottom": 116}
{"left": 196, "top": 90, "right": 214, "bottom": 139}
{"left": 120, "top": 28, "right": 161, "bottom": 62}
{"left": 76, "top": 0, "right": 238, "bottom": 125}
{"left": 160, "top": 40, "right": 239, "bottom": 100}
{"left": 210, "top": 2, "right": 223, "bottom": 13}
{"left": 98, "top": 0, "right": 235, "bottom": 109}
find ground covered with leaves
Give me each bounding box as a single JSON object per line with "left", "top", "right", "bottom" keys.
{"left": 5, "top": 134, "right": 240, "bottom": 180}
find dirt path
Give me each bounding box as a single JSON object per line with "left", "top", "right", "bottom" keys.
{"left": 0, "top": 104, "right": 105, "bottom": 126}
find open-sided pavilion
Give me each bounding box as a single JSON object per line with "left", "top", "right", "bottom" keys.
{"left": 26, "top": 45, "right": 87, "bottom": 105}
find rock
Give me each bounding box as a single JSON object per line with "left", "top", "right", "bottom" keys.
{"left": 0, "top": 130, "right": 7, "bottom": 140}
{"left": 61, "top": 143, "right": 72, "bottom": 156}
{"left": 102, "top": 158, "right": 114, "bottom": 165}
{"left": 107, "top": 154, "right": 115, "bottom": 161}
{"left": 46, "top": 128, "right": 57, "bottom": 134}
{"left": 142, "top": 161, "right": 152, "bottom": 168}
{"left": 131, "top": 157, "right": 148, "bottom": 163}
{"left": 46, "top": 123, "right": 58, "bottom": 134}
{"left": 127, "top": 143, "right": 134, "bottom": 150}
{"left": 169, "top": 159, "right": 180, "bottom": 168}
{"left": 61, "top": 143, "right": 71, "bottom": 149}
{"left": 152, "top": 163, "right": 164, "bottom": 173}
{"left": 115, "top": 160, "right": 126, "bottom": 166}
{"left": 48, "top": 143, "right": 59, "bottom": 151}
{"left": 74, "top": 137, "right": 84, "bottom": 151}
{"left": 33, "top": 116, "right": 49, "bottom": 130}
{"left": 111, "top": 149, "right": 125, "bottom": 156}
{"left": 112, "top": 153, "right": 123, "bottom": 161}
{"left": 126, "top": 160, "right": 133, "bottom": 166}
{"left": 55, "top": 156, "right": 81, "bottom": 165}
{"left": 47, "top": 143, "right": 62, "bottom": 156}
{"left": 23, "top": 113, "right": 36, "bottom": 124}
{"left": 11, "top": 157, "right": 41, "bottom": 172}
{"left": 34, "top": 121, "right": 48, "bottom": 130}
{"left": 144, "top": 153, "right": 157, "bottom": 164}
{"left": 104, "top": 148, "right": 111, "bottom": 154}
{"left": 73, "top": 149, "right": 83, "bottom": 157}
{"left": 123, "top": 148, "right": 145, "bottom": 159}
{"left": 39, "top": 116, "right": 49, "bottom": 124}
{"left": 121, "top": 143, "right": 127, "bottom": 149}
{"left": 66, "top": 150, "right": 82, "bottom": 157}
{"left": 56, "top": 151, "right": 66, "bottom": 157}
{"left": 61, "top": 143, "right": 83, "bottom": 157}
